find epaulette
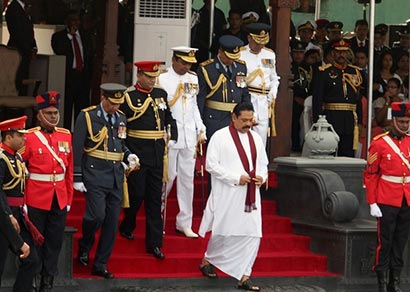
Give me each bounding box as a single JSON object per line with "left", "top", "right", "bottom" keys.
{"left": 81, "top": 105, "right": 97, "bottom": 112}
{"left": 55, "top": 127, "right": 71, "bottom": 134}
{"left": 160, "top": 68, "right": 168, "bottom": 74}
{"left": 373, "top": 131, "right": 389, "bottom": 140}
{"left": 124, "top": 86, "right": 135, "bottom": 93}
{"left": 319, "top": 63, "right": 332, "bottom": 71}
{"left": 262, "top": 47, "right": 274, "bottom": 53}
{"left": 240, "top": 46, "right": 247, "bottom": 51}
{"left": 27, "top": 126, "right": 41, "bottom": 133}
{"left": 200, "top": 59, "right": 214, "bottom": 67}
{"left": 236, "top": 59, "right": 246, "bottom": 65}
{"left": 188, "top": 70, "right": 197, "bottom": 76}
{"left": 348, "top": 64, "right": 361, "bottom": 70}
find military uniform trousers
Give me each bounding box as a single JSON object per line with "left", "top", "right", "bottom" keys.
{"left": 120, "top": 165, "right": 163, "bottom": 249}
{"left": 374, "top": 197, "right": 410, "bottom": 272}
{"left": 250, "top": 93, "right": 270, "bottom": 147}
{"left": 323, "top": 109, "right": 355, "bottom": 157}
{"left": 79, "top": 180, "right": 122, "bottom": 271}
{"left": 28, "top": 193, "right": 67, "bottom": 276}
{"left": 165, "top": 147, "right": 197, "bottom": 230}
{"left": 0, "top": 207, "right": 39, "bottom": 292}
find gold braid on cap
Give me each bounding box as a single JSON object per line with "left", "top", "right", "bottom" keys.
{"left": 200, "top": 66, "right": 228, "bottom": 101}
{"left": 1, "top": 152, "right": 25, "bottom": 192}
{"left": 83, "top": 111, "right": 109, "bottom": 154}
{"left": 250, "top": 31, "right": 269, "bottom": 45}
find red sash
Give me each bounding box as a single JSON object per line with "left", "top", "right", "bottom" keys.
{"left": 229, "top": 123, "right": 257, "bottom": 212}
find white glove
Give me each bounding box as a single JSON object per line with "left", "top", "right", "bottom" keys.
{"left": 370, "top": 203, "right": 382, "bottom": 217}
{"left": 73, "top": 182, "right": 87, "bottom": 193}
{"left": 168, "top": 140, "right": 176, "bottom": 148}
{"left": 22, "top": 204, "right": 28, "bottom": 214}
{"left": 127, "top": 154, "right": 140, "bottom": 168}
{"left": 66, "top": 205, "right": 71, "bottom": 212}
{"left": 121, "top": 162, "right": 129, "bottom": 171}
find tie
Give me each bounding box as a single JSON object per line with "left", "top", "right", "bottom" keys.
{"left": 359, "top": 42, "right": 364, "bottom": 48}
{"left": 107, "top": 114, "right": 113, "bottom": 126}
{"left": 71, "top": 33, "right": 84, "bottom": 71}
{"left": 226, "top": 66, "right": 232, "bottom": 79}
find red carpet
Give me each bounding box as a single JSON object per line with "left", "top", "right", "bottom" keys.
{"left": 67, "top": 171, "right": 336, "bottom": 279}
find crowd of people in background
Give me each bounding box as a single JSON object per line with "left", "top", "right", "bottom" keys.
{"left": 1, "top": 0, "right": 410, "bottom": 291}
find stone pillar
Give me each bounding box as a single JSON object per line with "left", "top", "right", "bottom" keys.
{"left": 269, "top": 0, "right": 294, "bottom": 160}
{"left": 101, "top": 0, "right": 121, "bottom": 83}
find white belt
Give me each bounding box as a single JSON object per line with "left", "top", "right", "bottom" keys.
{"left": 29, "top": 173, "right": 65, "bottom": 182}
{"left": 381, "top": 175, "right": 410, "bottom": 184}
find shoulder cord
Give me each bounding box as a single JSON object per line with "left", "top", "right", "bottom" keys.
{"left": 83, "top": 111, "right": 108, "bottom": 153}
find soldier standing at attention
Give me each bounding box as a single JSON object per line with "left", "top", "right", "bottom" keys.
{"left": 197, "top": 35, "right": 251, "bottom": 140}
{"left": 365, "top": 102, "right": 410, "bottom": 292}
{"left": 240, "top": 22, "right": 280, "bottom": 147}
{"left": 21, "top": 92, "right": 73, "bottom": 292}
{"left": 312, "top": 39, "right": 363, "bottom": 157}
{"left": 158, "top": 47, "right": 206, "bottom": 238}
{"left": 74, "top": 83, "right": 139, "bottom": 279}
{"left": 0, "top": 116, "right": 36, "bottom": 292}
{"left": 119, "top": 61, "right": 177, "bottom": 260}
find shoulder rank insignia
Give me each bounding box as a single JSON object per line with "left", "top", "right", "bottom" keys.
{"left": 262, "top": 47, "right": 274, "bottom": 53}
{"left": 55, "top": 127, "right": 71, "bottom": 134}
{"left": 200, "top": 59, "right": 214, "bottom": 67}
{"left": 240, "top": 46, "right": 247, "bottom": 51}
{"left": 27, "top": 126, "right": 41, "bottom": 133}
{"left": 188, "top": 70, "right": 197, "bottom": 76}
{"left": 235, "top": 59, "right": 246, "bottom": 65}
{"left": 81, "top": 105, "right": 97, "bottom": 112}
{"left": 373, "top": 131, "right": 389, "bottom": 140}
{"left": 160, "top": 68, "right": 168, "bottom": 74}
{"left": 319, "top": 63, "right": 332, "bottom": 71}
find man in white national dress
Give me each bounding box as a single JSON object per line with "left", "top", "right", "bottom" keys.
{"left": 198, "top": 102, "right": 268, "bottom": 291}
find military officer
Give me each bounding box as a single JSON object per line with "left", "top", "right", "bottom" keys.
{"left": 197, "top": 35, "right": 251, "bottom": 139}
{"left": 119, "top": 61, "right": 178, "bottom": 260}
{"left": 73, "top": 83, "right": 138, "bottom": 279}
{"left": 0, "top": 116, "right": 37, "bottom": 292}
{"left": 21, "top": 92, "right": 73, "bottom": 292}
{"left": 312, "top": 39, "right": 363, "bottom": 157}
{"left": 240, "top": 23, "right": 280, "bottom": 147}
{"left": 364, "top": 102, "right": 410, "bottom": 292}
{"left": 157, "top": 46, "right": 206, "bottom": 238}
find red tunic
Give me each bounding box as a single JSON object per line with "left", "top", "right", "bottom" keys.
{"left": 364, "top": 132, "right": 410, "bottom": 208}
{"left": 21, "top": 127, "right": 73, "bottom": 210}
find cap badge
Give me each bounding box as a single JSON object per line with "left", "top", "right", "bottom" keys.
{"left": 188, "top": 50, "right": 195, "bottom": 57}
{"left": 153, "top": 64, "right": 159, "bottom": 70}
{"left": 114, "top": 91, "right": 122, "bottom": 98}
{"left": 49, "top": 95, "right": 57, "bottom": 104}
{"left": 233, "top": 47, "right": 239, "bottom": 53}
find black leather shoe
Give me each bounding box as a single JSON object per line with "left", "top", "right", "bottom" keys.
{"left": 91, "top": 268, "right": 114, "bottom": 279}
{"left": 147, "top": 247, "right": 165, "bottom": 260}
{"left": 120, "top": 231, "right": 134, "bottom": 240}
{"left": 77, "top": 251, "right": 89, "bottom": 266}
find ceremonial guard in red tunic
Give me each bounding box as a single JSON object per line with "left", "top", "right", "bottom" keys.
{"left": 22, "top": 92, "right": 73, "bottom": 292}
{"left": 365, "top": 102, "right": 410, "bottom": 292}
{"left": 0, "top": 116, "right": 36, "bottom": 292}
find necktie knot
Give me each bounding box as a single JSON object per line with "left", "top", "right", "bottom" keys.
{"left": 107, "top": 114, "right": 113, "bottom": 126}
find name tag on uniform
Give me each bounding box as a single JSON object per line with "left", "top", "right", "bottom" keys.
{"left": 236, "top": 72, "right": 247, "bottom": 88}
{"left": 184, "top": 82, "right": 199, "bottom": 96}
{"left": 58, "top": 141, "right": 70, "bottom": 153}
{"left": 261, "top": 58, "right": 274, "bottom": 68}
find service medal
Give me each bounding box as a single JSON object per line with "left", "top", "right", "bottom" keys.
{"left": 118, "top": 122, "right": 127, "bottom": 139}
{"left": 236, "top": 72, "right": 246, "bottom": 88}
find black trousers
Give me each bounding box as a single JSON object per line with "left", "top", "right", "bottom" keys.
{"left": 373, "top": 198, "right": 410, "bottom": 272}
{"left": 291, "top": 101, "right": 304, "bottom": 151}
{"left": 28, "top": 195, "right": 67, "bottom": 276}
{"left": 79, "top": 183, "right": 122, "bottom": 271}
{"left": 120, "top": 165, "right": 163, "bottom": 249}
{"left": 64, "top": 69, "right": 91, "bottom": 130}
{"left": 0, "top": 207, "right": 39, "bottom": 292}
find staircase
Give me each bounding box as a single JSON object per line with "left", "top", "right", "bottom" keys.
{"left": 66, "top": 173, "right": 337, "bottom": 279}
